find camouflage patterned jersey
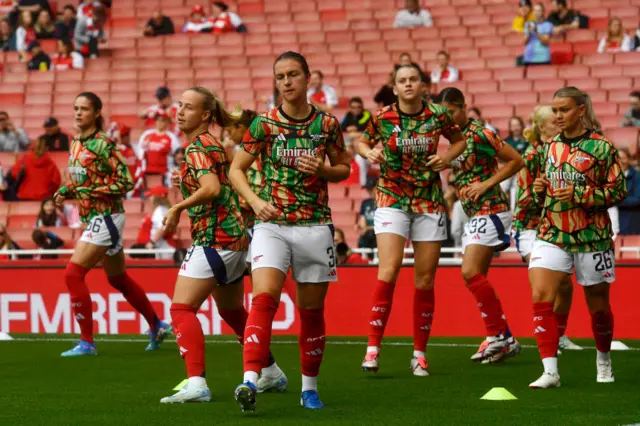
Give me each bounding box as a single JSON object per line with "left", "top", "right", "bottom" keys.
{"left": 513, "top": 140, "right": 543, "bottom": 231}
{"left": 239, "top": 157, "right": 264, "bottom": 229}
{"left": 452, "top": 120, "right": 510, "bottom": 218}
{"left": 537, "top": 131, "right": 626, "bottom": 252}
{"left": 362, "top": 102, "right": 460, "bottom": 213}
{"left": 57, "top": 130, "right": 133, "bottom": 223}
{"left": 241, "top": 105, "right": 345, "bottom": 225}
{"left": 181, "top": 132, "right": 248, "bottom": 250}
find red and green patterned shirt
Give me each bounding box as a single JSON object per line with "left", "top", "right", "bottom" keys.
{"left": 537, "top": 131, "right": 626, "bottom": 252}
{"left": 240, "top": 157, "right": 264, "bottom": 229}
{"left": 181, "top": 132, "right": 248, "bottom": 251}
{"left": 513, "top": 140, "right": 543, "bottom": 231}
{"left": 452, "top": 120, "right": 510, "bottom": 218}
{"left": 241, "top": 105, "right": 345, "bottom": 225}
{"left": 363, "top": 102, "right": 460, "bottom": 213}
{"left": 57, "top": 130, "right": 133, "bottom": 223}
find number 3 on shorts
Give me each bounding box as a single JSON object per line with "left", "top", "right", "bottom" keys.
{"left": 327, "top": 246, "right": 335, "bottom": 268}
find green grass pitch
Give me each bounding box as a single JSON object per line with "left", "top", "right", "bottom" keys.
{"left": 0, "top": 335, "right": 638, "bottom": 425}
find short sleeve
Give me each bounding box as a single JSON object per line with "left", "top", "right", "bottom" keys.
{"left": 541, "top": 22, "right": 554, "bottom": 35}
{"left": 362, "top": 114, "right": 379, "bottom": 147}
{"left": 241, "top": 115, "right": 265, "bottom": 156}
{"left": 483, "top": 128, "right": 505, "bottom": 154}
{"left": 439, "top": 108, "right": 461, "bottom": 142}
{"left": 186, "top": 146, "right": 216, "bottom": 181}
{"left": 326, "top": 116, "right": 346, "bottom": 160}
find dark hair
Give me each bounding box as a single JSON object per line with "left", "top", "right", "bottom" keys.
{"left": 437, "top": 50, "right": 450, "bottom": 58}
{"left": 273, "top": 51, "right": 311, "bottom": 76}
{"left": 32, "top": 229, "right": 46, "bottom": 246}
{"left": 349, "top": 97, "right": 363, "bottom": 105}
{"left": 37, "top": 198, "right": 58, "bottom": 227}
{"left": 236, "top": 109, "right": 257, "bottom": 128}
{"left": 59, "top": 38, "right": 74, "bottom": 55}
{"left": 334, "top": 227, "right": 345, "bottom": 241}
{"left": 508, "top": 116, "right": 525, "bottom": 139}
{"left": 173, "top": 147, "right": 185, "bottom": 157}
{"left": 0, "top": 111, "right": 7, "bottom": 118}
{"left": 336, "top": 242, "right": 349, "bottom": 256}
{"left": 630, "top": 91, "right": 640, "bottom": 98}
{"left": 469, "top": 106, "right": 481, "bottom": 116}
{"left": 392, "top": 63, "right": 423, "bottom": 84}
{"left": 439, "top": 87, "right": 466, "bottom": 107}
{"left": 399, "top": 52, "right": 411, "bottom": 58}
{"left": 76, "top": 92, "right": 104, "bottom": 131}
{"left": 63, "top": 4, "right": 76, "bottom": 13}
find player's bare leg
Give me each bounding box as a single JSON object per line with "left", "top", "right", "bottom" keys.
{"left": 362, "top": 232, "right": 405, "bottom": 372}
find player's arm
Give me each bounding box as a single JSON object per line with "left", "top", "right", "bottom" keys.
{"left": 572, "top": 146, "right": 627, "bottom": 210}
{"left": 356, "top": 116, "right": 385, "bottom": 164}
{"left": 515, "top": 145, "right": 541, "bottom": 213}
{"left": 427, "top": 109, "right": 467, "bottom": 171}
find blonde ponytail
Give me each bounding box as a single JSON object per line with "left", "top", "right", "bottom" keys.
{"left": 553, "top": 86, "right": 601, "bottom": 132}
{"left": 523, "top": 105, "right": 554, "bottom": 144}
{"left": 187, "top": 86, "right": 243, "bottom": 127}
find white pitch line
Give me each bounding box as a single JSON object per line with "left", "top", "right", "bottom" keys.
{"left": 6, "top": 337, "right": 636, "bottom": 350}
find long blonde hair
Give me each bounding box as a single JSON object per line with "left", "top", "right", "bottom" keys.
{"left": 553, "top": 86, "right": 602, "bottom": 132}
{"left": 187, "top": 87, "right": 243, "bottom": 128}
{"left": 524, "top": 105, "right": 554, "bottom": 144}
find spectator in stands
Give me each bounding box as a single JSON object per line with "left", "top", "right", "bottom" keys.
{"left": 340, "top": 138, "right": 362, "bottom": 186}
{"left": 393, "top": 0, "right": 432, "bottom": 29}
{"left": 341, "top": 97, "right": 371, "bottom": 132}
{"left": 597, "top": 17, "right": 632, "bottom": 53}
{"left": 107, "top": 122, "right": 145, "bottom": 197}
{"left": 32, "top": 229, "right": 64, "bottom": 258}
{"left": 0, "top": 18, "right": 14, "bottom": 51}
{"left": 139, "top": 185, "right": 176, "bottom": 259}
{"left": 633, "top": 23, "right": 640, "bottom": 50}
{"left": 35, "top": 197, "right": 64, "bottom": 227}
{"left": 0, "top": 1, "right": 17, "bottom": 16}
{"left": 40, "top": 117, "right": 70, "bottom": 152}
{"left": 173, "top": 147, "right": 185, "bottom": 166}
{"left": 137, "top": 110, "right": 181, "bottom": 182}
{"left": 0, "top": 111, "right": 29, "bottom": 152}
{"left": 15, "top": 9, "right": 35, "bottom": 61}
{"left": 374, "top": 72, "right": 397, "bottom": 108}
{"left": 547, "top": 0, "right": 579, "bottom": 35}
{"left": 307, "top": 70, "right": 338, "bottom": 112}
{"left": 0, "top": 224, "right": 22, "bottom": 259}
{"left": 183, "top": 4, "right": 213, "bottom": 33}
{"left": 209, "top": 1, "right": 247, "bottom": 33}
{"left": 17, "top": 0, "right": 50, "bottom": 23}
{"left": 26, "top": 40, "right": 50, "bottom": 71}
{"left": 504, "top": 116, "right": 528, "bottom": 155}
{"left": 617, "top": 148, "right": 640, "bottom": 235}
{"left": 468, "top": 107, "right": 499, "bottom": 134}
{"left": 520, "top": 3, "right": 553, "bottom": 66}
{"left": 144, "top": 9, "right": 175, "bottom": 37}
{"left": 336, "top": 242, "right": 368, "bottom": 265}
{"left": 74, "top": 3, "right": 106, "bottom": 58}
{"left": 140, "top": 86, "right": 180, "bottom": 133}
{"left": 52, "top": 38, "right": 84, "bottom": 70}
{"left": 622, "top": 91, "right": 640, "bottom": 128}
{"left": 53, "top": 4, "right": 76, "bottom": 40}
{"left": 334, "top": 227, "right": 345, "bottom": 245}
{"left": 77, "top": 1, "right": 104, "bottom": 20}
{"left": 512, "top": 0, "right": 534, "bottom": 33}
{"left": 10, "top": 137, "right": 60, "bottom": 200}
{"left": 430, "top": 50, "right": 459, "bottom": 84}
{"left": 357, "top": 179, "right": 376, "bottom": 248}
{"left": 34, "top": 9, "right": 54, "bottom": 38}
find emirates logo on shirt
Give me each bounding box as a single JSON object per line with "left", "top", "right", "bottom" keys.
{"left": 276, "top": 146, "right": 318, "bottom": 167}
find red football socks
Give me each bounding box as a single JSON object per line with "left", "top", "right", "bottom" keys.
{"left": 298, "top": 307, "right": 326, "bottom": 377}
{"left": 107, "top": 272, "right": 158, "bottom": 329}
{"left": 218, "top": 307, "right": 249, "bottom": 345}
{"left": 413, "top": 288, "right": 435, "bottom": 353}
{"left": 467, "top": 274, "right": 507, "bottom": 336}
{"left": 533, "top": 302, "right": 558, "bottom": 359}
{"left": 170, "top": 303, "right": 205, "bottom": 378}
{"left": 591, "top": 310, "right": 614, "bottom": 353}
{"left": 367, "top": 279, "right": 396, "bottom": 348}
{"left": 243, "top": 293, "right": 278, "bottom": 374}
{"left": 555, "top": 312, "right": 569, "bottom": 338}
{"left": 65, "top": 262, "right": 93, "bottom": 343}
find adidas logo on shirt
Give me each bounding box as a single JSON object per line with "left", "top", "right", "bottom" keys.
{"left": 547, "top": 155, "right": 556, "bottom": 165}
{"left": 275, "top": 134, "right": 287, "bottom": 142}
{"left": 393, "top": 125, "right": 402, "bottom": 133}
{"left": 245, "top": 333, "right": 260, "bottom": 344}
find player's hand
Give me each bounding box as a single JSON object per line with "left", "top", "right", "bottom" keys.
{"left": 466, "top": 181, "right": 489, "bottom": 202}
{"left": 297, "top": 154, "right": 323, "bottom": 176}
{"left": 251, "top": 198, "right": 279, "bottom": 222}
{"left": 170, "top": 169, "right": 181, "bottom": 188}
{"left": 555, "top": 183, "right": 574, "bottom": 203}
{"left": 365, "top": 148, "right": 385, "bottom": 164}
{"left": 533, "top": 177, "right": 548, "bottom": 194}
{"left": 53, "top": 192, "right": 66, "bottom": 207}
{"left": 162, "top": 206, "right": 181, "bottom": 233}
{"left": 426, "top": 154, "right": 449, "bottom": 172}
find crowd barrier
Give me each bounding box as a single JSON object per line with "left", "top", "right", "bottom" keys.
{"left": 0, "top": 265, "right": 638, "bottom": 339}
